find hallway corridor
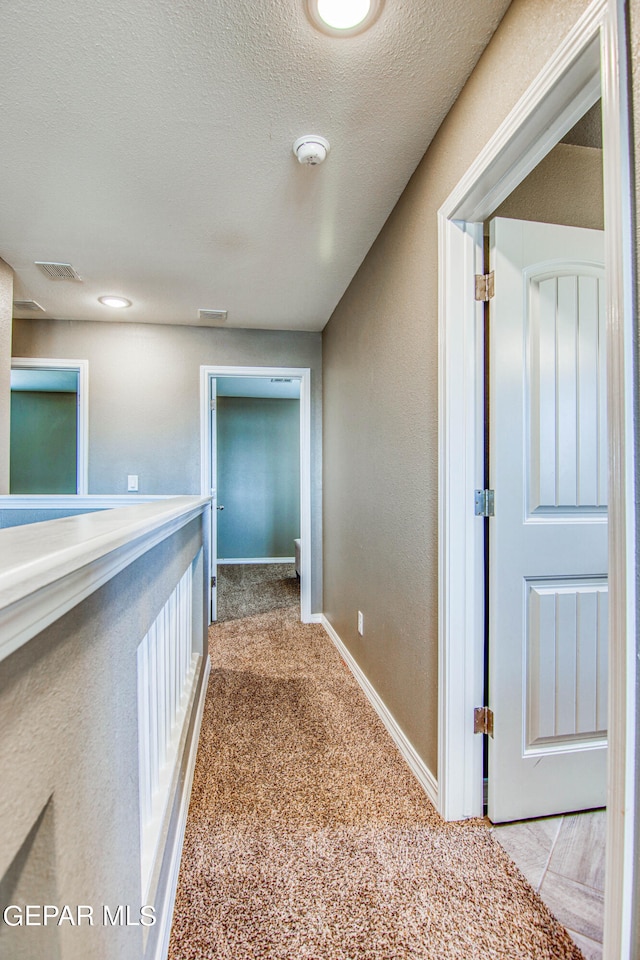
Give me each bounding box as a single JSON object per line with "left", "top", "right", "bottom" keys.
{"left": 168, "top": 605, "right": 582, "bottom": 959}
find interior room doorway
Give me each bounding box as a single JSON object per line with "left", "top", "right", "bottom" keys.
{"left": 10, "top": 357, "right": 88, "bottom": 494}
{"left": 213, "top": 376, "right": 301, "bottom": 622}
{"left": 437, "top": 3, "right": 636, "bottom": 956}
{"left": 200, "top": 365, "right": 312, "bottom": 624}
{"left": 483, "top": 213, "right": 607, "bottom": 951}
{"left": 482, "top": 94, "right": 606, "bottom": 824}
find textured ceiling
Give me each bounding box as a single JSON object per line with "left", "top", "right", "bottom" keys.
{"left": 0, "top": 0, "right": 511, "bottom": 331}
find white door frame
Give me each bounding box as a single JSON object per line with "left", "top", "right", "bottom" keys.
{"left": 437, "top": 1, "right": 636, "bottom": 957}
{"left": 200, "top": 364, "right": 313, "bottom": 624}
{"left": 10, "top": 357, "right": 89, "bottom": 494}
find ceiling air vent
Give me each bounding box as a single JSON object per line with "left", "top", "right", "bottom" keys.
{"left": 13, "top": 299, "right": 45, "bottom": 312}
{"left": 198, "top": 309, "right": 228, "bottom": 323}
{"left": 34, "top": 261, "right": 82, "bottom": 281}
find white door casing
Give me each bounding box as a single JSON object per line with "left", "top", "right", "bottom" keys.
{"left": 488, "top": 217, "right": 607, "bottom": 823}
{"left": 210, "top": 377, "right": 218, "bottom": 621}
{"left": 199, "top": 364, "right": 314, "bottom": 624}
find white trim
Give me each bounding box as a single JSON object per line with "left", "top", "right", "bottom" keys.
{"left": 0, "top": 494, "right": 173, "bottom": 510}
{"left": 200, "top": 365, "right": 313, "bottom": 624}
{"left": 151, "top": 655, "right": 210, "bottom": 960}
{"left": 437, "top": 217, "right": 485, "bottom": 822}
{"left": 443, "top": 0, "right": 603, "bottom": 224}
{"left": 217, "top": 556, "right": 295, "bottom": 565}
{"left": 11, "top": 357, "right": 89, "bottom": 495}
{"left": 0, "top": 496, "right": 210, "bottom": 663}
{"left": 321, "top": 615, "right": 438, "bottom": 809}
{"left": 601, "top": 3, "right": 637, "bottom": 958}
{"left": 437, "top": 0, "right": 636, "bottom": 955}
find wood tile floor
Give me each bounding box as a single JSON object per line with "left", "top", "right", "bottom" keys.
{"left": 492, "top": 809, "right": 606, "bottom": 959}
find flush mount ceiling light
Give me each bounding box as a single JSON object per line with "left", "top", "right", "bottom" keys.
{"left": 305, "top": 0, "right": 382, "bottom": 36}
{"left": 98, "top": 295, "right": 131, "bottom": 308}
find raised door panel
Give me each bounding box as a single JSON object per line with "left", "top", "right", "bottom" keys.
{"left": 526, "top": 578, "right": 608, "bottom": 749}
{"left": 528, "top": 268, "right": 607, "bottom": 516}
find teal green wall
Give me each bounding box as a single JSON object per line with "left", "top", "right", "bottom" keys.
{"left": 217, "top": 397, "right": 299, "bottom": 559}
{"left": 10, "top": 391, "right": 77, "bottom": 494}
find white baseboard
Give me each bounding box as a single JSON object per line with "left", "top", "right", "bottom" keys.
{"left": 320, "top": 616, "right": 438, "bottom": 809}
{"left": 307, "top": 613, "right": 323, "bottom": 624}
{"left": 217, "top": 557, "right": 295, "bottom": 565}
{"left": 152, "top": 655, "right": 211, "bottom": 960}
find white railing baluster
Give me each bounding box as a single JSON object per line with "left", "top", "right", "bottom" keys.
{"left": 137, "top": 641, "right": 150, "bottom": 826}
{"left": 161, "top": 605, "right": 169, "bottom": 760}
{"left": 148, "top": 623, "right": 159, "bottom": 797}
{"left": 169, "top": 591, "right": 177, "bottom": 726}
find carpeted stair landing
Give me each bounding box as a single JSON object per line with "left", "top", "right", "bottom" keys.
{"left": 169, "top": 605, "right": 583, "bottom": 959}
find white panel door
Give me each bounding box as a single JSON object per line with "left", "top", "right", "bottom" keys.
{"left": 488, "top": 218, "right": 607, "bottom": 823}
{"left": 210, "top": 376, "right": 218, "bottom": 622}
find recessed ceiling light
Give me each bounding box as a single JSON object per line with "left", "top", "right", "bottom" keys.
{"left": 98, "top": 296, "right": 131, "bottom": 309}
{"left": 306, "top": 0, "right": 382, "bottom": 35}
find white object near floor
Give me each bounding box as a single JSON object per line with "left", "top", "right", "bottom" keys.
{"left": 488, "top": 218, "right": 607, "bottom": 823}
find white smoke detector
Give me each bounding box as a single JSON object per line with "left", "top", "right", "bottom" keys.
{"left": 293, "top": 135, "right": 330, "bottom": 166}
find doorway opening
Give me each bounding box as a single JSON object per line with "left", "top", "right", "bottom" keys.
{"left": 215, "top": 376, "right": 301, "bottom": 622}
{"left": 437, "top": 2, "right": 635, "bottom": 957}
{"left": 479, "top": 97, "right": 606, "bottom": 953}
{"left": 482, "top": 99, "right": 606, "bottom": 824}
{"left": 200, "top": 365, "right": 313, "bottom": 625}
{"left": 10, "top": 358, "right": 89, "bottom": 494}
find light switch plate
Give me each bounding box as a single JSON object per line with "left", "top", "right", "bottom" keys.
{"left": 127, "top": 475, "right": 139, "bottom": 492}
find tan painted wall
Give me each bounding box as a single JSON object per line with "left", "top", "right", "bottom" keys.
{"left": 0, "top": 260, "right": 13, "bottom": 494}
{"left": 322, "top": 0, "right": 592, "bottom": 778}
{"left": 12, "top": 319, "right": 323, "bottom": 612}
{"left": 492, "top": 142, "right": 603, "bottom": 231}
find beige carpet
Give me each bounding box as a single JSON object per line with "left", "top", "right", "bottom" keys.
{"left": 216, "top": 563, "right": 299, "bottom": 622}
{"left": 169, "top": 604, "right": 583, "bottom": 959}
